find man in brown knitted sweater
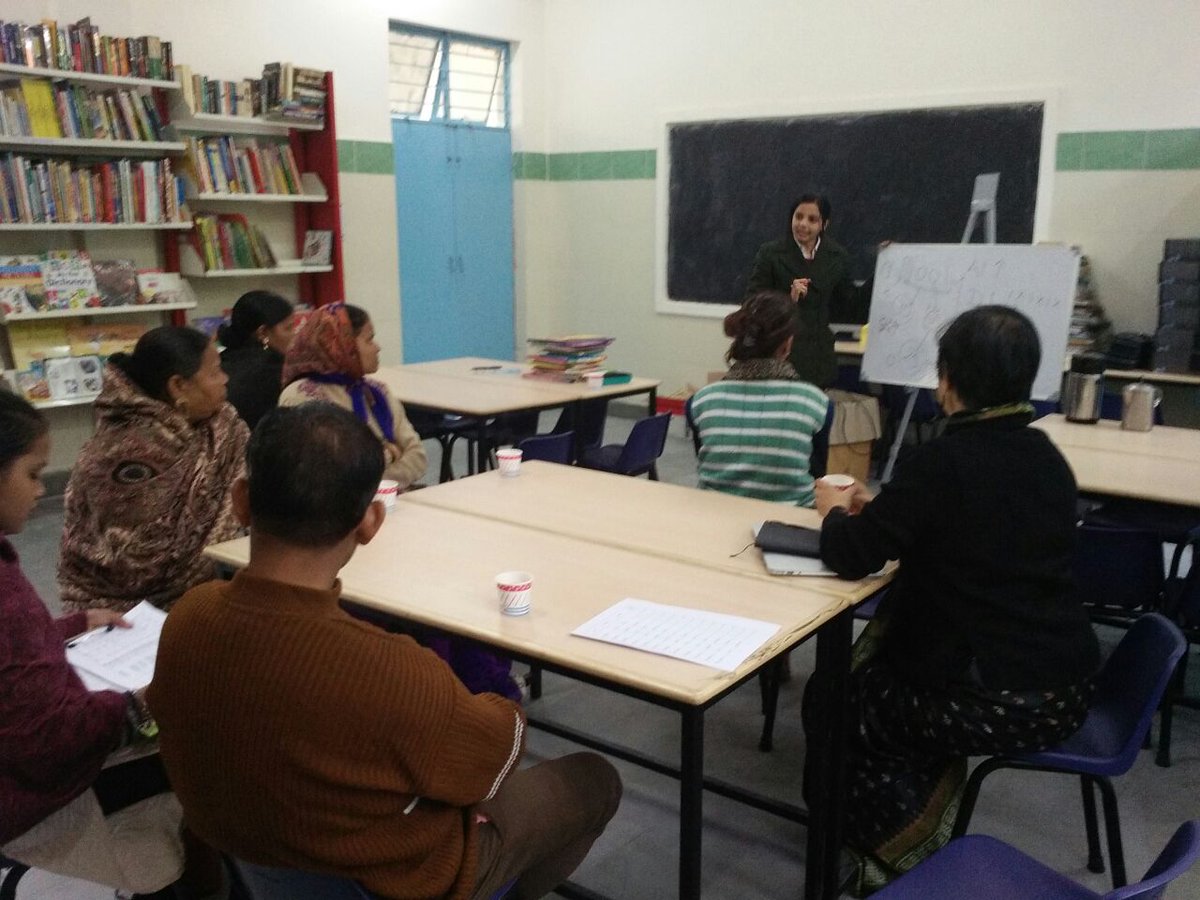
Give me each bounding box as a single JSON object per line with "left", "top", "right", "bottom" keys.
{"left": 148, "top": 402, "right": 621, "bottom": 900}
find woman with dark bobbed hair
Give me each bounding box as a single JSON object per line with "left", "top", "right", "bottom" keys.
{"left": 59, "top": 326, "right": 249, "bottom": 613}
{"left": 689, "top": 290, "right": 828, "bottom": 506}
{"left": 804, "top": 305, "right": 1099, "bottom": 894}
{"left": 744, "top": 194, "right": 870, "bottom": 387}
{"left": 218, "top": 290, "right": 296, "bottom": 429}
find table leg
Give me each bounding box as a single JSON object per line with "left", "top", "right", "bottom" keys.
{"left": 680, "top": 707, "right": 704, "bottom": 899}
{"left": 805, "top": 609, "right": 853, "bottom": 900}
{"left": 472, "top": 419, "right": 486, "bottom": 475}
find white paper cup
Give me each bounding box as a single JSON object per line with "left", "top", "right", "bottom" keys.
{"left": 496, "top": 448, "right": 522, "bottom": 477}
{"left": 585, "top": 371, "right": 605, "bottom": 389}
{"left": 818, "top": 473, "right": 856, "bottom": 490}
{"left": 496, "top": 570, "right": 533, "bottom": 616}
{"left": 374, "top": 479, "right": 399, "bottom": 509}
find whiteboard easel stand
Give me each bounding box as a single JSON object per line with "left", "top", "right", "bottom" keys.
{"left": 879, "top": 174, "right": 999, "bottom": 484}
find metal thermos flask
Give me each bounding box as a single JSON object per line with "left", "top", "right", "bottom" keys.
{"left": 1121, "top": 382, "right": 1161, "bottom": 432}
{"left": 1063, "top": 353, "right": 1105, "bottom": 424}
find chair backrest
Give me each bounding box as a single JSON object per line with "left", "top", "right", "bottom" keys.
{"left": 1090, "top": 613, "right": 1186, "bottom": 774}
{"left": 1073, "top": 524, "right": 1164, "bottom": 613}
{"left": 1165, "top": 525, "right": 1200, "bottom": 629}
{"left": 809, "top": 400, "right": 835, "bottom": 480}
{"left": 518, "top": 431, "right": 574, "bottom": 464}
{"left": 552, "top": 399, "right": 608, "bottom": 451}
{"left": 231, "top": 858, "right": 375, "bottom": 899}
{"left": 1105, "top": 820, "right": 1200, "bottom": 900}
{"left": 685, "top": 394, "right": 701, "bottom": 457}
{"left": 615, "top": 413, "right": 671, "bottom": 474}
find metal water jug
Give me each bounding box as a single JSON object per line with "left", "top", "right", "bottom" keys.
{"left": 1063, "top": 353, "right": 1105, "bottom": 424}
{"left": 1121, "top": 382, "right": 1161, "bottom": 432}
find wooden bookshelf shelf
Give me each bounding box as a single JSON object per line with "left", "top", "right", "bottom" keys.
{"left": 180, "top": 262, "right": 333, "bottom": 278}
{"left": 32, "top": 395, "right": 98, "bottom": 411}
{"left": 2, "top": 302, "right": 197, "bottom": 324}
{"left": 171, "top": 111, "right": 323, "bottom": 137}
{"left": 0, "top": 222, "right": 193, "bottom": 232}
{"left": 0, "top": 61, "right": 181, "bottom": 92}
{"left": 187, "top": 172, "right": 327, "bottom": 204}
{"left": 0, "top": 136, "right": 186, "bottom": 157}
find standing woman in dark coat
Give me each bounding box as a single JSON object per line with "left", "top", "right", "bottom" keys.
{"left": 218, "top": 291, "right": 296, "bottom": 429}
{"left": 745, "top": 194, "right": 870, "bottom": 387}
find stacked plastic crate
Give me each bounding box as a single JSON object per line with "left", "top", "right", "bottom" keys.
{"left": 1153, "top": 239, "right": 1200, "bottom": 373}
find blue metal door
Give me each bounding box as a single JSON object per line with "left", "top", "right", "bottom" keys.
{"left": 392, "top": 118, "right": 514, "bottom": 362}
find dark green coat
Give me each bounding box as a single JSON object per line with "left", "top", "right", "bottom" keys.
{"left": 745, "top": 236, "right": 869, "bottom": 388}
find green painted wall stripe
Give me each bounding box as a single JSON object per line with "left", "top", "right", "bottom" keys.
{"left": 1057, "top": 129, "right": 1200, "bottom": 171}
{"left": 339, "top": 132, "right": 1199, "bottom": 177}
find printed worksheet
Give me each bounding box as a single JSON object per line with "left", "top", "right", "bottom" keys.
{"left": 66, "top": 601, "right": 166, "bottom": 691}
{"left": 571, "top": 598, "right": 780, "bottom": 672}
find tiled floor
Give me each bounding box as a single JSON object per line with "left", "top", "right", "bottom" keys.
{"left": 10, "top": 411, "right": 1200, "bottom": 898}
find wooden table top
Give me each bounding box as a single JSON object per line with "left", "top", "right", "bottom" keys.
{"left": 383, "top": 358, "right": 660, "bottom": 407}
{"left": 401, "top": 462, "right": 891, "bottom": 604}
{"left": 1034, "top": 414, "right": 1200, "bottom": 463}
{"left": 205, "top": 502, "right": 846, "bottom": 706}
{"left": 1040, "top": 443, "right": 1200, "bottom": 507}
{"left": 373, "top": 367, "right": 574, "bottom": 417}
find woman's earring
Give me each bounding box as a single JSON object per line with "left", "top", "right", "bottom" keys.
{"left": 261, "top": 336, "right": 271, "bottom": 350}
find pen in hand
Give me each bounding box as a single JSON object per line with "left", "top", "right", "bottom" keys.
{"left": 66, "top": 624, "right": 115, "bottom": 649}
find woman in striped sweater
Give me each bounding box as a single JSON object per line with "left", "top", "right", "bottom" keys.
{"left": 690, "top": 291, "right": 829, "bottom": 506}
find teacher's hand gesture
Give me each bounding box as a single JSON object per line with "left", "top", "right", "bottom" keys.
{"left": 790, "top": 278, "right": 811, "bottom": 302}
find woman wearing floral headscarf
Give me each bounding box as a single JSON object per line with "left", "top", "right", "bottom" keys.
{"left": 279, "top": 303, "right": 427, "bottom": 488}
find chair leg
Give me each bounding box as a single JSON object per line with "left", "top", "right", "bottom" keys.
{"left": 1080, "top": 775, "right": 1105, "bottom": 874}
{"left": 0, "top": 863, "right": 29, "bottom": 900}
{"left": 1157, "top": 652, "right": 1188, "bottom": 768}
{"left": 437, "top": 435, "right": 457, "bottom": 483}
{"left": 529, "top": 665, "right": 543, "bottom": 701}
{"left": 951, "top": 757, "right": 1008, "bottom": 838}
{"left": 648, "top": 464, "right": 659, "bottom": 481}
{"left": 1094, "top": 776, "right": 1127, "bottom": 889}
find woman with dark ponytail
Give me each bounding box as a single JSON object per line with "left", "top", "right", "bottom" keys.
{"left": 218, "top": 290, "right": 295, "bottom": 429}
{"left": 59, "top": 326, "right": 249, "bottom": 613}
{"left": 689, "top": 290, "right": 829, "bottom": 506}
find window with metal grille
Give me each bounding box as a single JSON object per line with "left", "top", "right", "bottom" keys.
{"left": 388, "top": 25, "right": 509, "bottom": 128}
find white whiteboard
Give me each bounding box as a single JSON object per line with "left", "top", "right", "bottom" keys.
{"left": 861, "top": 244, "right": 1080, "bottom": 400}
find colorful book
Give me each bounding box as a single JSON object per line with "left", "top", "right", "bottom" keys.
{"left": 41, "top": 250, "right": 100, "bottom": 309}
{"left": 91, "top": 259, "right": 139, "bottom": 306}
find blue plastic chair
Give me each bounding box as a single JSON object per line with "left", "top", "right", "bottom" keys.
{"left": 552, "top": 399, "right": 609, "bottom": 456}
{"left": 0, "top": 855, "right": 27, "bottom": 900}
{"left": 232, "top": 858, "right": 515, "bottom": 900}
{"left": 518, "top": 430, "right": 574, "bottom": 464}
{"left": 952, "top": 614, "right": 1187, "bottom": 889}
{"left": 873, "top": 821, "right": 1200, "bottom": 899}
{"left": 1073, "top": 525, "right": 1165, "bottom": 628}
{"left": 579, "top": 412, "right": 671, "bottom": 479}
{"left": 1158, "top": 525, "right": 1200, "bottom": 768}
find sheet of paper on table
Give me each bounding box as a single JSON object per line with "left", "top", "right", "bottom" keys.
{"left": 67, "top": 600, "right": 166, "bottom": 692}
{"left": 571, "top": 598, "right": 781, "bottom": 672}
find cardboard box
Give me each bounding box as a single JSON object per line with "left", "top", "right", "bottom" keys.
{"left": 824, "top": 390, "right": 882, "bottom": 482}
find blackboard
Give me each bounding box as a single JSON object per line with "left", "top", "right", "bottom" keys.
{"left": 666, "top": 103, "right": 1044, "bottom": 307}
{"left": 861, "top": 244, "right": 1079, "bottom": 400}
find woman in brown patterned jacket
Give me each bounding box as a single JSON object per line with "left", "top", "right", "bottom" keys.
{"left": 59, "top": 326, "right": 249, "bottom": 613}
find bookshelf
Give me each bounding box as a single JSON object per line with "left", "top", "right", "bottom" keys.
{"left": 169, "top": 72, "right": 344, "bottom": 306}
{"left": 0, "top": 45, "right": 190, "bottom": 412}
{"left": 0, "top": 61, "right": 180, "bottom": 93}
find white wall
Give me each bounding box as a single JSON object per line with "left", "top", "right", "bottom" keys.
{"left": 527, "top": 0, "right": 1200, "bottom": 392}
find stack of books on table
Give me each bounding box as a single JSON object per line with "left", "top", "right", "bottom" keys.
{"left": 524, "top": 335, "right": 614, "bottom": 382}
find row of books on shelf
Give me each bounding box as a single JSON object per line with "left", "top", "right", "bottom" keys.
{"left": 191, "top": 214, "right": 276, "bottom": 271}
{"left": 0, "top": 252, "right": 188, "bottom": 314}
{"left": 174, "top": 62, "right": 326, "bottom": 125}
{"left": 0, "top": 18, "right": 174, "bottom": 82}
{"left": 183, "top": 136, "right": 306, "bottom": 196}
{"left": 0, "top": 155, "right": 186, "bottom": 225}
{"left": 0, "top": 79, "right": 168, "bottom": 142}
{"left": 5, "top": 319, "right": 148, "bottom": 403}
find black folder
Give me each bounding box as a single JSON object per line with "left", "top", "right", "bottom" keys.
{"left": 754, "top": 521, "right": 822, "bottom": 559}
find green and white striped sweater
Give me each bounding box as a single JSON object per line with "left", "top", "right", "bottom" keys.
{"left": 691, "top": 379, "right": 829, "bottom": 506}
